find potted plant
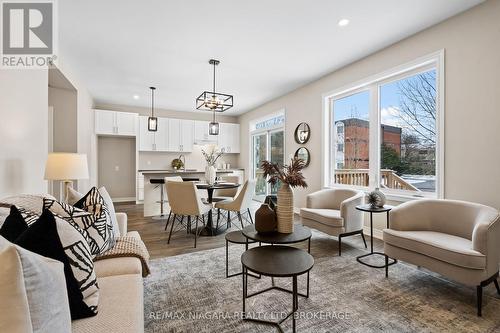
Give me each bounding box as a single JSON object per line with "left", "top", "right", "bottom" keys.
{"left": 171, "top": 157, "right": 184, "bottom": 170}
{"left": 201, "top": 145, "right": 223, "bottom": 185}
{"left": 261, "top": 157, "right": 307, "bottom": 233}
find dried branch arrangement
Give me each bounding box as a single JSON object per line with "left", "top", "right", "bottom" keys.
{"left": 261, "top": 157, "right": 308, "bottom": 188}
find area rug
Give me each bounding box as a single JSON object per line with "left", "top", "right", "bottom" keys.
{"left": 144, "top": 230, "right": 500, "bottom": 332}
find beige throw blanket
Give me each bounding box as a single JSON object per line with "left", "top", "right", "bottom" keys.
{"left": 95, "top": 236, "right": 151, "bottom": 277}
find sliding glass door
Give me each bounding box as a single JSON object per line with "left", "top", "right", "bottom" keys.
{"left": 252, "top": 128, "right": 284, "bottom": 201}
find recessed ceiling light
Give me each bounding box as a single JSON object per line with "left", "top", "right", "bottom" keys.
{"left": 338, "top": 19, "right": 350, "bottom": 27}
{"left": 133, "top": 94, "right": 140, "bottom": 100}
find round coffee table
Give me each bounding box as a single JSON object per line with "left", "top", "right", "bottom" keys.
{"left": 241, "top": 245, "right": 314, "bottom": 333}
{"left": 242, "top": 224, "right": 312, "bottom": 297}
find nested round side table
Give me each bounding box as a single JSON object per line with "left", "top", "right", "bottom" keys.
{"left": 241, "top": 245, "right": 314, "bottom": 333}
{"left": 225, "top": 231, "right": 260, "bottom": 279}
{"left": 242, "top": 224, "right": 312, "bottom": 297}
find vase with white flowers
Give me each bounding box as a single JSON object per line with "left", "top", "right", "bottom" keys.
{"left": 201, "top": 145, "right": 223, "bottom": 185}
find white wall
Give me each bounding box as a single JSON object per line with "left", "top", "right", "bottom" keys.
{"left": 0, "top": 69, "right": 49, "bottom": 197}
{"left": 55, "top": 57, "right": 96, "bottom": 192}
{"left": 49, "top": 86, "right": 77, "bottom": 153}
{"left": 238, "top": 0, "right": 500, "bottom": 213}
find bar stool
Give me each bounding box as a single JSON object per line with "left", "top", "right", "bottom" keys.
{"left": 225, "top": 231, "right": 260, "bottom": 279}
{"left": 150, "top": 178, "right": 168, "bottom": 220}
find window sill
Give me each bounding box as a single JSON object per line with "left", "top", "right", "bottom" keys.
{"left": 325, "top": 184, "right": 435, "bottom": 204}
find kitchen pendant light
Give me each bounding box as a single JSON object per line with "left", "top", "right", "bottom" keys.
{"left": 209, "top": 111, "right": 219, "bottom": 135}
{"left": 148, "top": 86, "right": 157, "bottom": 132}
{"left": 196, "top": 59, "right": 233, "bottom": 113}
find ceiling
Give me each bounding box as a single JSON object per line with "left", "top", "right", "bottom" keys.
{"left": 59, "top": 0, "right": 483, "bottom": 115}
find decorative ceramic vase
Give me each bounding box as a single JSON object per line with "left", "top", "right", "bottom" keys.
{"left": 367, "top": 187, "right": 386, "bottom": 208}
{"left": 264, "top": 195, "right": 278, "bottom": 211}
{"left": 205, "top": 165, "right": 216, "bottom": 185}
{"left": 277, "top": 184, "right": 294, "bottom": 233}
{"left": 255, "top": 203, "right": 277, "bottom": 234}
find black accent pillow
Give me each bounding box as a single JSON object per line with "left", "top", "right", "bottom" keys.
{"left": 0, "top": 205, "right": 28, "bottom": 242}
{"left": 15, "top": 209, "right": 99, "bottom": 319}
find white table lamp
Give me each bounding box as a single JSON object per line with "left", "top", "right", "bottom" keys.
{"left": 44, "top": 153, "right": 89, "bottom": 202}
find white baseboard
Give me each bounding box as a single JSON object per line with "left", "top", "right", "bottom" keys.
{"left": 112, "top": 197, "right": 136, "bottom": 203}
{"left": 363, "top": 226, "right": 383, "bottom": 240}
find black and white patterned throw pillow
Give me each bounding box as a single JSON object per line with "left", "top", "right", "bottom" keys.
{"left": 15, "top": 209, "right": 99, "bottom": 319}
{"left": 42, "top": 198, "right": 105, "bottom": 256}
{"left": 73, "top": 187, "right": 116, "bottom": 253}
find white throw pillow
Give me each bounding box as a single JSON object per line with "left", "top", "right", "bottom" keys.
{"left": 0, "top": 236, "right": 72, "bottom": 333}
{"left": 98, "top": 186, "right": 120, "bottom": 237}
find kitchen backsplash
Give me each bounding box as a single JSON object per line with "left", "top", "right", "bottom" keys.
{"left": 138, "top": 144, "right": 240, "bottom": 171}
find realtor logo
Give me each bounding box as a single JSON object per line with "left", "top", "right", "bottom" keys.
{"left": 1, "top": 0, "right": 56, "bottom": 68}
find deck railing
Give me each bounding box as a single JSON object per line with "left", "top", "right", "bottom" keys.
{"left": 334, "top": 169, "right": 420, "bottom": 191}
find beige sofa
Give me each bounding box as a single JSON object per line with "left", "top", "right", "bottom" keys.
{"left": 300, "top": 188, "right": 366, "bottom": 255}
{"left": 383, "top": 199, "right": 500, "bottom": 316}
{"left": 71, "top": 212, "right": 144, "bottom": 333}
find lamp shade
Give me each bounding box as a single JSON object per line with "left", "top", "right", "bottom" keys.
{"left": 44, "top": 153, "right": 89, "bottom": 181}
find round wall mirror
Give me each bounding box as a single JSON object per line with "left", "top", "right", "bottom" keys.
{"left": 294, "top": 123, "right": 310, "bottom": 144}
{"left": 295, "top": 147, "right": 310, "bottom": 167}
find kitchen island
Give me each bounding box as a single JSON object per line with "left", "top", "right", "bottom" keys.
{"left": 139, "top": 169, "right": 237, "bottom": 217}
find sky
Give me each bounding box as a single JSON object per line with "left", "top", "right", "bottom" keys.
{"left": 333, "top": 69, "right": 436, "bottom": 132}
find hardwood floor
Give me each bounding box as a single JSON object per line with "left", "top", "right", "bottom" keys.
{"left": 116, "top": 200, "right": 383, "bottom": 259}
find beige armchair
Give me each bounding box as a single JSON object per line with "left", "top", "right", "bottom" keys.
{"left": 165, "top": 181, "right": 211, "bottom": 248}
{"left": 300, "top": 188, "right": 366, "bottom": 255}
{"left": 384, "top": 199, "right": 500, "bottom": 316}
{"left": 215, "top": 180, "right": 256, "bottom": 229}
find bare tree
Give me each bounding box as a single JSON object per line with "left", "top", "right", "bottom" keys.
{"left": 397, "top": 71, "right": 436, "bottom": 144}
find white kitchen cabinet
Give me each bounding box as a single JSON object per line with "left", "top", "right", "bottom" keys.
{"left": 180, "top": 119, "right": 194, "bottom": 152}
{"left": 167, "top": 118, "right": 194, "bottom": 152}
{"left": 95, "top": 110, "right": 115, "bottom": 135}
{"left": 138, "top": 116, "right": 155, "bottom": 151}
{"left": 194, "top": 120, "right": 218, "bottom": 144}
{"left": 138, "top": 116, "right": 168, "bottom": 151}
{"left": 218, "top": 123, "right": 240, "bottom": 153}
{"left": 218, "top": 123, "right": 231, "bottom": 153}
{"left": 95, "top": 110, "right": 137, "bottom": 136}
{"left": 115, "top": 112, "right": 137, "bottom": 136}
{"left": 230, "top": 123, "right": 240, "bottom": 153}
{"left": 168, "top": 118, "right": 181, "bottom": 151}
{"left": 155, "top": 118, "right": 169, "bottom": 151}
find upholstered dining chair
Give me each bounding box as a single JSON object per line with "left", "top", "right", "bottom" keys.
{"left": 213, "top": 175, "right": 240, "bottom": 201}
{"left": 165, "top": 181, "right": 212, "bottom": 248}
{"left": 215, "top": 180, "right": 256, "bottom": 230}
{"left": 299, "top": 188, "right": 366, "bottom": 255}
{"left": 384, "top": 199, "right": 500, "bottom": 316}
{"left": 163, "top": 176, "right": 184, "bottom": 231}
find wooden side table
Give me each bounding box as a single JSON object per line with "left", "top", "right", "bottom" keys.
{"left": 355, "top": 204, "right": 397, "bottom": 275}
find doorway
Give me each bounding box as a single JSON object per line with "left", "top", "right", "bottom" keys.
{"left": 251, "top": 128, "right": 284, "bottom": 201}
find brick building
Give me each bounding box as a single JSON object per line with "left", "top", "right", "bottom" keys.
{"left": 335, "top": 118, "right": 401, "bottom": 169}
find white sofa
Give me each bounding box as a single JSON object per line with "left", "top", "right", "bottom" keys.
{"left": 72, "top": 212, "right": 144, "bottom": 333}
